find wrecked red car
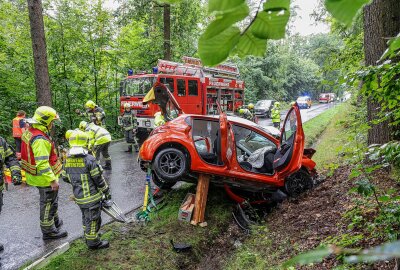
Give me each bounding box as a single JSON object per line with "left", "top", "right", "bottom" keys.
{"left": 139, "top": 83, "right": 317, "bottom": 200}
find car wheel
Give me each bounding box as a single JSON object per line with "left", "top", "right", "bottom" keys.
{"left": 153, "top": 148, "right": 188, "bottom": 182}
{"left": 284, "top": 169, "right": 313, "bottom": 197}
{"left": 152, "top": 172, "right": 176, "bottom": 190}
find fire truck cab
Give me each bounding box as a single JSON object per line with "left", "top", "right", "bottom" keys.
{"left": 119, "top": 57, "right": 245, "bottom": 135}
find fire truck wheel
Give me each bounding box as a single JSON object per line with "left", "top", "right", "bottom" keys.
{"left": 152, "top": 172, "right": 176, "bottom": 190}
{"left": 153, "top": 148, "right": 188, "bottom": 182}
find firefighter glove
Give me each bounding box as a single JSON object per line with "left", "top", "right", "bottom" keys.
{"left": 12, "top": 175, "right": 22, "bottom": 186}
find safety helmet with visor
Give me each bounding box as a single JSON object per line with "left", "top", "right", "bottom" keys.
{"left": 69, "top": 130, "right": 89, "bottom": 147}
{"left": 85, "top": 100, "right": 96, "bottom": 110}
{"left": 28, "top": 106, "right": 60, "bottom": 129}
{"left": 79, "top": 121, "right": 89, "bottom": 131}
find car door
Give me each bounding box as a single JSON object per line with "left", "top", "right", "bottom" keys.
{"left": 219, "top": 112, "right": 234, "bottom": 169}
{"left": 273, "top": 104, "right": 304, "bottom": 177}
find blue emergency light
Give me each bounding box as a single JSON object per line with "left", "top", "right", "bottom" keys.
{"left": 128, "top": 69, "right": 134, "bottom": 76}
{"left": 152, "top": 67, "right": 158, "bottom": 74}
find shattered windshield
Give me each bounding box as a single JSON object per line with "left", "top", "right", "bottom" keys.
{"left": 121, "top": 77, "right": 155, "bottom": 96}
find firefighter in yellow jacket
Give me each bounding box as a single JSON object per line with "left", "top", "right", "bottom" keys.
{"left": 62, "top": 130, "right": 111, "bottom": 249}
{"left": 21, "top": 106, "right": 68, "bottom": 240}
{"left": 79, "top": 121, "right": 112, "bottom": 170}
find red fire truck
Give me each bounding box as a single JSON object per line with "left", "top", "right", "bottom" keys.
{"left": 119, "top": 57, "right": 245, "bottom": 135}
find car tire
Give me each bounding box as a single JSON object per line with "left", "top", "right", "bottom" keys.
{"left": 153, "top": 148, "right": 188, "bottom": 182}
{"left": 152, "top": 172, "right": 176, "bottom": 190}
{"left": 284, "top": 169, "right": 313, "bottom": 197}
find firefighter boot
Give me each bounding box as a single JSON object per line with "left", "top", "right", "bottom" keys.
{"left": 103, "top": 160, "right": 112, "bottom": 170}
{"left": 55, "top": 219, "right": 63, "bottom": 228}
{"left": 0, "top": 243, "right": 4, "bottom": 253}
{"left": 89, "top": 240, "right": 110, "bottom": 250}
{"left": 42, "top": 230, "right": 68, "bottom": 240}
{"left": 125, "top": 145, "right": 132, "bottom": 153}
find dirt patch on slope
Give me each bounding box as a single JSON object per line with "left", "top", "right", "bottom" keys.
{"left": 263, "top": 166, "right": 397, "bottom": 269}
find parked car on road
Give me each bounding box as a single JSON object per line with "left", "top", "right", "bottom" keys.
{"left": 138, "top": 83, "right": 317, "bottom": 200}
{"left": 254, "top": 100, "right": 275, "bottom": 118}
{"left": 296, "top": 96, "right": 312, "bottom": 109}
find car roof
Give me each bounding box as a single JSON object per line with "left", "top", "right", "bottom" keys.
{"left": 180, "top": 114, "right": 281, "bottom": 137}
{"left": 297, "top": 96, "right": 309, "bottom": 100}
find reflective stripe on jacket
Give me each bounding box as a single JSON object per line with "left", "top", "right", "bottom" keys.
{"left": 20, "top": 125, "right": 62, "bottom": 187}
{"left": 63, "top": 153, "right": 109, "bottom": 207}
{"left": 12, "top": 117, "right": 25, "bottom": 138}
{"left": 86, "top": 123, "right": 111, "bottom": 148}
{"left": 271, "top": 108, "right": 280, "bottom": 123}
{"left": 0, "top": 136, "right": 21, "bottom": 191}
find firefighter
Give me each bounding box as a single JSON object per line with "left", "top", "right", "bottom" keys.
{"left": 271, "top": 102, "right": 281, "bottom": 128}
{"left": 247, "top": 103, "right": 255, "bottom": 114}
{"left": 76, "top": 100, "right": 106, "bottom": 127}
{"left": 0, "top": 135, "right": 22, "bottom": 254}
{"left": 238, "top": 106, "right": 254, "bottom": 121}
{"left": 154, "top": 112, "right": 166, "bottom": 127}
{"left": 20, "top": 106, "right": 67, "bottom": 240}
{"left": 62, "top": 130, "right": 110, "bottom": 250}
{"left": 119, "top": 103, "right": 139, "bottom": 153}
{"left": 12, "top": 110, "right": 27, "bottom": 159}
{"left": 79, "top": 121, "right": 112, "bottom": 170}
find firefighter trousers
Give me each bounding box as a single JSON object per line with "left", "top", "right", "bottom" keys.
{"left": 38, "top": 187, "right": 60, "bottom": 234}
{"left": 125, "top": 130, "right": 139, "bottom": 151}
{"left": 94, "top": 142, "right": 111, "bottom": 166}
{"left": 80, "top": 203, "right": 102, "bottom": 247}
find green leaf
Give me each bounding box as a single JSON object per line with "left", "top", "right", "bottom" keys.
{"left": 325, "top": 0, "right": 372, "bottom": 26}
{"left": 378, "top": 195, "right": 390, "bottom": 202}
{"left": 344, "top": 240, "right": 400, "bottom": 263}
{"left": 264, "top": 0, "right": 290, "bottom": 11}
{"left": 251, "top": 9, "right": 290, "bottom": 39}
{"left": 381, "top": 34, "right": 400, "bottom": 60}
{"left": 283, "top": 246, "right": 333, "bottom": 267}
{"left": 199, "top": 26, "right": 241, "bottom": 66}
{"left": 202, "top": 3, "right": 249, "bottom": 40}
{"left": 208, "top": 0, "right": 245, "bottom": 13}
{"left": 349, "top": 169, "right": 361, "bottom": 179}
{"left": 155, "top": 0, "right": 182, "bottom": 4}
{"left": 234, "top": 31, "right": 267, "bottom": 58}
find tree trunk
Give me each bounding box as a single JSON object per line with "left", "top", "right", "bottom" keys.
{"left": 363, "top": 0, "right": 400, "bottom": 145}
{"left": 27, "top": 0, "right": 52, "bottom": 107}
{"left": 163, "top": 4, "right": 171, "bottom": 60}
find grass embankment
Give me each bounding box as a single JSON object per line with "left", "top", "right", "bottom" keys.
{"left": 39, "top": 185, "right": 233, "bottom": 270}
{"left": 303, "top": 102, "right": 354, "bottom": 168}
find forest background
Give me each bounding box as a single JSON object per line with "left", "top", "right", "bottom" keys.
{"left": 0, "top": 0, "right": 361, "bottom": 142}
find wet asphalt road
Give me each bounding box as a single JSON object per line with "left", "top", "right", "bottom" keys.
{"left": 0, "top": 143, "right": 145, "bottom": 270}
{"left": 257, "top": 102, "right": 335, "bottom": 127}
{"left": 0, "top": 102, "right": 335, "bottom": 270}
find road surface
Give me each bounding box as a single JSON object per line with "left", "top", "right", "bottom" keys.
{"left": 0, "top": 144, "right": 145, "bottom": 270}
{"left": 257, "top": 103, "right": 334, "bottom": 127}
{"left": 0, "top": 102, "right": 335, "bottom": 270}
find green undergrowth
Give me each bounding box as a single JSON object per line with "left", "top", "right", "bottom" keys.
{"left": 39, "top": 185, "right": 232, "bottom": 270}
{"left": 303, "top": 103, "right": 344, "bottom": 149}
{"left": 308, "top": 102, "right": 357, "bottom": 170}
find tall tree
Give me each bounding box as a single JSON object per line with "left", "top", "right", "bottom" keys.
{"left": 363, "top": 0, "right": 400, "bottom": 145}
{"left": 27, "top": 0, "right": 52, "bottom": 106}
{"left": 163, "top": 3, "right": 171, "bottom": 60}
